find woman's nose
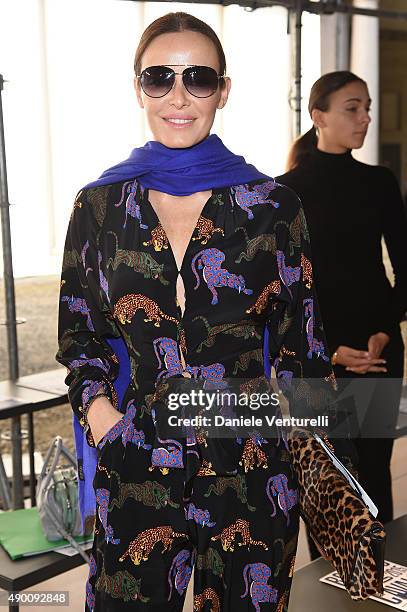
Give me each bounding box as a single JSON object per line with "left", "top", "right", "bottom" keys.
{"left": 168, "top": 74, "right": 189, "bottom": 107}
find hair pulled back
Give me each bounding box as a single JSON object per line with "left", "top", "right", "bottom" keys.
{"left": 286, "top": 71, "right": 366, "bottom": 171}
{"left": 134, "top": 11, "right": 226, "bottom": 83}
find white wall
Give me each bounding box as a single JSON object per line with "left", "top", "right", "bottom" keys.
{"left": 0, "top": 0, "right": 54, "bottom": 277}
{"left": 222, "top": 5, "right": 291, "bottom": 177}
{"left": 351, "top": 0, "right": 380, "bottom": 165}
{"left": 301, "top": 10, "right": 321, "bottom": 134}
{"left": 43, "top": 0, "right": 145, "bottom": 266}
{"left": 0, "top": 0, "right": 321, "bottom": 278}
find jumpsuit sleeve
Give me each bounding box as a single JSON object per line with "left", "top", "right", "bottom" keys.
{"left": 266, "top": 185, "right": 357, "bottom": 471}
{"left": 379, "top": 167, "right": 407, "bottom": 335}
{"left": 56, "top": 188, "right": 120, "bottom": 447}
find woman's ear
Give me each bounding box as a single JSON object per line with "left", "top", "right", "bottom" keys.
{"left": 311, "top": 108, "right": 325, "bottom": 129}
{"left": 134, "top": 77, "right": 144, "bottom": 109}
{"left": 217, "top": 77, "right": 231, "bottom": 110}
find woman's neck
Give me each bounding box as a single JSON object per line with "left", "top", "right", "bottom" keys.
{"left": 317, "top": 142, "right": 350, "bottom": 154}
{"left": 310, "top": 146, "right": 354, "bottom": 168}
{"left": 148, "top": 188, "right": 212, "bottom": 205}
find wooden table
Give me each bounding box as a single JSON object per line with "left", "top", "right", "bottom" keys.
{"left": 0, "top": 369, "right": 67, "bottom": 509}
{"left": 0, "top": 543, "right": 90, "bottom": 612}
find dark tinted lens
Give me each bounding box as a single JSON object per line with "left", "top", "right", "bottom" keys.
{"left": 183, "top": 66, "right": 219, "bottom": 97}
{"left": 140, "top": 66, "right": 174, "bottom": 97}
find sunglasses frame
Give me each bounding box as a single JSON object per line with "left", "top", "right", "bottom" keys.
{"left": 136, "top": 64, "right": 227, "bottom": 98}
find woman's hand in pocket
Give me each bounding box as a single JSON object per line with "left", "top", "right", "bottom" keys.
{"left": 87, "top": 396, "right": 123, "bottom": 446}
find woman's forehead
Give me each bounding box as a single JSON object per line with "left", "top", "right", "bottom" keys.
{"left": 140, "top": 31, "right": 220, "bottom": 70}
{"left": 332, "top": 81, "right": 370, "bottom": 105}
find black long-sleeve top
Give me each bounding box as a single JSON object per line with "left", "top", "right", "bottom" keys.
{"left": 56, "top": 178, "right": 337, "bottom": 447}
{"left": 276, "top": 149, "right": 407, "bottom": 355}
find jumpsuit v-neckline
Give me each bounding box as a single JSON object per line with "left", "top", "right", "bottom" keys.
{"left": 142, "top": 186, "right": 216, "bottom": 276}
{"left": 141, "top": 186, "right": 223, "bottom": 374}
{"left": 142, "top": 186, "right": 218, "bottom": 335}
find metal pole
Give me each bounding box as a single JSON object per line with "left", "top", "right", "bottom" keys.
{"left": 0, "top": 75, "right": 19, "bottom": 380}
{"left": 335, "top": 0, "right": 350, "bottom": 71}
{"left": 293, "top": 1, "right": 302, "bottom": 137}
{"left": 28, "top": 412, "right": 36, "bottom": 506}
{"left": 0, "top": 74, "right": 24, "bottom": 509}
{"left": 0, "top": 454, "right": 12, "bottom": 510}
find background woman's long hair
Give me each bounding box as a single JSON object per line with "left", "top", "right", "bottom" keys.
{"left": 286, "top": 71, "right": 367, "bottom": 171}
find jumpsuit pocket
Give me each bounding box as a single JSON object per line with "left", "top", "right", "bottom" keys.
{"left": 96, "top": 401, "right": 138, "bottom": 453}
{"left": 96, "top": 416, "right": 128, "bottom": 453}
{"left": 93, "top": 414, "right": 131, "bottom": 491}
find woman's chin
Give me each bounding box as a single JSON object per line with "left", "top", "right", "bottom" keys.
{"left": 155, "top": 134, "right": 208, "bottom": 149}
{"left": 150, "top": 122, "right": 211, "bottom": 149}
{"left": 351, "top": 135, "right": 367, "bottom": 150}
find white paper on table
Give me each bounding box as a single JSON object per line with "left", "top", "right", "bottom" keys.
{"left": 55, "top": 539, "right": 93, "bottom": 556}
{"left": 320, "top": 561, "right": 407, "bottom": 609}
{"left": 314, "top": 432, "right": 378, "bottom": 517}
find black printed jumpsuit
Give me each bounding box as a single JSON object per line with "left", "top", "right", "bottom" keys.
{"left": 57, "top": 177, "right": 336, "bottom": 611}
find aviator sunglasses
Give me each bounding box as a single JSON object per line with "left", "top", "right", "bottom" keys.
{"left": 136, "top": 64, "right": 226, "bottom": 98}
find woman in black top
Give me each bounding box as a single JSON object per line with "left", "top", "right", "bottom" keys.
{"left": 277, "top": 71, "right": 407, "bottom": 553}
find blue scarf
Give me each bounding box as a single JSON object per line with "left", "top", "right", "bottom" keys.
{"left": 83, "top": 133, "right": 270, "bottom": 195}
{"left": 74, "top": 134, "right": 273, "bottom": 532}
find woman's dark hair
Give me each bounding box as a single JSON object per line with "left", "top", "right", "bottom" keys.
{"left": 134, "top": 12, "right": 227, "bottom": 87}
{"left": 286, "top": 71, "right": 367, "bottom": 171}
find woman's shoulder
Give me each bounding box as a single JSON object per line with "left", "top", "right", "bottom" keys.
{"left": 274, "top": 165, "right": 310, "bottom": 194}
{"left": 351, "top": 158, "right": 395, "bottom": 180}
{"left": 234, "top": 177, "right": 302, "bottom": 222}
{"left": 274, "top": 166, "right": 302, "bottom": 181}
{"left": 74, "top": 177, "right": 140, "bottom": 226}
{"left": 79, "top": 177, "right": 139, "bottom": 204}
{"left": 350, "top": 159, "right": 402, "bottom": 196}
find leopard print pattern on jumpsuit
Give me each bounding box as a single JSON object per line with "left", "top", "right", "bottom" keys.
{"left": 113, "top": 294, "right": 179, "bottom": 327}
{"left": 118, "top": 526, "right": 187, "bottom": 566}
{"left": 211, "top": 518, "right": 268, "bottom": 552}
{"left": 246, "top": 280, "right": 281, "bottom": 315}
{"left": 142, "top": 223, "right": 169, "bottom": 251}
{"left": 239, "top": 438, "right": 268, "bottom": 473}
{"left": 193, "top": 587, "right": 221, "bottom": 612}
{"left": 300, "top": 253, "right": 313, "bottom": 289}
{"left": 192, "top": 216, "right": 224, "bottom": 245}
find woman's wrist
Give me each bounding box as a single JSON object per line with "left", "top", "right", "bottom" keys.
{"left": 331, "top": 348, "right": 339, "bottom": 366}
{"left": 87, "top": 394, "right": 117, "bottom": 425}
{"left": 87, "top": 396, "right": 122, "bottom": 447}
{"left": 79, "top": 394, "right": 113, "bottom": 447}
{"left": 86, "top": 392, "right": 111, "bottom": 416}
{"left": 375, "top": 331, "right": 390, "bottom": 343}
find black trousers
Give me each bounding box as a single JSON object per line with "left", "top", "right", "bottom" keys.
{"left": 85, "top": 411, "right": 300, "bottom": 611}
{"left": 307, "top": 330, "right": 405, "bottom": 561}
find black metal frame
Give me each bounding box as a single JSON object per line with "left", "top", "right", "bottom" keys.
{"left": 123, "top": 0, "right": 407, "bottom": 19}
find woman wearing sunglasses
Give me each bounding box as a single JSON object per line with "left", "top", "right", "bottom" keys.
{"left": 57, "top": 13, "right": 339, "bottom": 611}
{"left": 276, "top": 71, "right": 407, "bottom": 558}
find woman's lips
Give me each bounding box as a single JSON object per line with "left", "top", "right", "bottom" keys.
{"left": 163, "top": 117, "right": 195, "bottom": 128}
